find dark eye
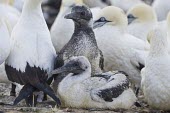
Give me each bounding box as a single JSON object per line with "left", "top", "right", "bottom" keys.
{"left": 100, "top": 17, "right": 106, "bottom": 21}
{"left": 80, "top": 11, "right": 85, "bottom": 16}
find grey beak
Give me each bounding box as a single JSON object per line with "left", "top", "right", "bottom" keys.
{"left": 51, "top": 65, "right": 84, "bottom": 75}
{"left": 93, "top": 21, "right": 106, "bottom": 29}
{"left": 64, "top": 13, "right": 76, "bottom": 19}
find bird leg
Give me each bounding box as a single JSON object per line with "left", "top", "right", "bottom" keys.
{"left": 13, "top": 84, "right": 36, "bottom": 106}
{"left": 43, "top": 76, "right": 54, "bottom": 101}
{"left": 25, "top": 93, "right": 38, "bottom": 107}
{"left": 135, "top": 87, "right": 140, "bottom": 96}
{"left": 34, "top": 82, "right": 61, "bottom": 107}
{"left": 10, "top": 83, "right": 16, "bottom": 97}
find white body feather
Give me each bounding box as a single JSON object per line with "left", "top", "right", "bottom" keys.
{"left": 0, "top": 19, "right": 10, "bottom": 65}
{"left": 152, "top": 0, "right": 170, "bottom": 21}
{"left": 6, "top": 0, "right": 56, "bottom": 75}
{"left": 127, "top": 22, "right": 156, "bottom": 42}
{"left": 94, "top": 25, "right": 149, "bottom": 87}
{"left": 141, "top": 28, "right": 170, "bottom": 110}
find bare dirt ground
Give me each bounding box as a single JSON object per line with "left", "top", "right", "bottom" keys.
{"left": 0, "top": 83, "right": 168, "bottom": 113}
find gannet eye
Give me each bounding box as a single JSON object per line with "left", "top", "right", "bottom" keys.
{"left": 100, "top": 17, "right": 106, "bottom": 22}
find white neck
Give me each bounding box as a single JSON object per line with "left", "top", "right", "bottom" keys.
{"left": 21, "top": 0, "right": 43, "bottom": 17}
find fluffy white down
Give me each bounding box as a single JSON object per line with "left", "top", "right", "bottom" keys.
{"left": 57, "top": 60, "right": 136, "bottom": 109}
{"left": 152, "top": 0, "right": 170, "bottom": 21}
{"left": 50, "top": 5, "right": 101, "bottom": 53}
{"left": 6, "top": 0, "right": 56, "bottom": 74}
{"left": 0, "top": 19, "right": 10, "bottom": 65}
{"left": 141, "top": 28, "right": 170, "bottom": 110}
{"left": 110, "top": 0, "right": 144, "bottom": 12}
{"left": 95, "top": 25, "right": 149, "bottom": 87}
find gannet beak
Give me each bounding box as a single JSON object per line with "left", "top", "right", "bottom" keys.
{"left": 51, "top": 64, "right": 84, "bottom": 75}
{"left": 64, "top": 13, "right": 76, "bottom": 20}
{"left": 93, "top": 21, "right": 106, "bottom": 29}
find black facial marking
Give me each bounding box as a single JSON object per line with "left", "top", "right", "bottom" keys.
{"left": 95, "top": 17, "right": 111, "bottom": 23}
{"left": 127, "top": 14, "right": 136, "bottom": 19}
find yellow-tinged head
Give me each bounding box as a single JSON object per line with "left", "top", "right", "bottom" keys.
{"left": 0, "top": 0, "right": 14, "bottom": 5}
{"left": 8, "top": 0, "right": 14, "bottom": 5}
{"left": 127, "top": 4, "right": 157, "bottom": 24}
{"left": 93, "top": 6, "right": 127, "bottom": 29}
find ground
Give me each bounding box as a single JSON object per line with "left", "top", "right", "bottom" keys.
{"left": 0, "top": 83, "right": 167, "bottom": 113}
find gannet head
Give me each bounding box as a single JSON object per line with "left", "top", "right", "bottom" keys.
{"left": 93, "top": 6, "right": 127, "bottom": 29}
{"left": 52, "top": 56, "right": 91, "bottom": 75}
{"left": 127, "top": 4, "right": 157, "bottom": 25}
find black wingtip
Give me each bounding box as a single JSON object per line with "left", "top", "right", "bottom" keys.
{"left": 134, "top": 101, "right": 142, "bottom": 107}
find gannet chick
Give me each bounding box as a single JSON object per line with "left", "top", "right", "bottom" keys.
{"left": 5, "top": 0, "right": 61, "bottom": 107}
{"left": 110, "top": 0, "right": 144, "bottom": 13}
{"left": 127, "top": 4, "right": 157, "bottom": 42}
{"left": 94, "top": 6, "right": 149, "bottom": 91}
{"left": 152, "top": 0, "right": 170, "bottom": 21}
{"left": 52, "top": 56, "right": 137, "bottom": 109}
{"left": 52, "top": 5, "right": 103, "bottom": 92}
{"left": 141, "top": 28, "right": 170, "bottom": 110}
{"left": 50, "top": 0, "right": 101, "bottom": 53}
{"left": 50, "top": 0, "right": 83, "bottom": 53}
{"left": 0, "top": 19, "right": 10, "bottom": 65}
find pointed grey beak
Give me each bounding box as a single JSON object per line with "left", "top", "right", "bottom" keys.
{"left": 93, "top": 21, "right": 106, "bottom": 29}
{"left": 64, "top": 13, "right": 77, "bottom": 20}
{"left": 51, "top": 63, "right": 84, "bottom": 75}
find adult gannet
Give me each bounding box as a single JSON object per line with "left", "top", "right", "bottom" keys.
{"left": 52, "top": 56, "right": 137, "bottom": 109}
{"left": 93, "top": 6, "right": 149, "bottom": 93}
{"left": 141, "top": 28, "right": 170, "bottom": 110}
{"left": 5, "top": 0, "right": 61, "bottom": 107}
{"left": 127, "top": 4, "right": 157, "bottom": 42}
{"left": 50, "top": 0, "right": 101, "bottom": 53}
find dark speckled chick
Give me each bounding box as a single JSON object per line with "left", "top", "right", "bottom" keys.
{"left": 52, "top": 5, "right": 104, "bottom": 91}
